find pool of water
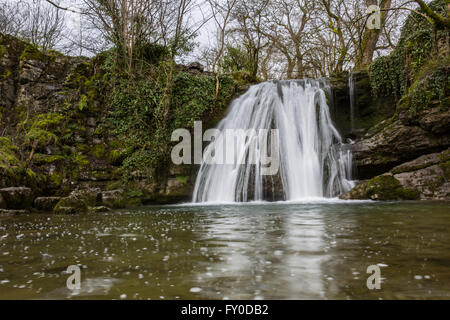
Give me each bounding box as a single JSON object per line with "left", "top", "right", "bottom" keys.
{"left": 0, "top": 200, "right": 449, "bottom": 299}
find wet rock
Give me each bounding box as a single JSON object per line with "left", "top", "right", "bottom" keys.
{"left": 391, "top": 149, "right": 450, "bottom": 200}
{"left": 101, "top": 189, "right": 126, "bottom": 209}
{"left": 0, "top": 209, "right": 30, "bottom": 215}
{"left": 54, "top": 196, "right": 88, "bottom": 214}
{"left": 19, "top": 60, "right": 45, "bottom": 83}
{"left": 394, "top": 165, "right": 449, "bottom": 200}
{"left": 0, "top": 193, "right": 5, "bottom": 209}
{"left": 340, "top": 174, "right": 420, "bottom": 201}
{"left": 351, "top": 113, "right": 450, "bottom": 179}
{"left": 89, "top": 206, "right": 111, "bottom": 213}
{"left": 33, "top": 197, "right": 62, "bottom": 211}
{"left": 342, "top": 148, "right": 450, "bottom": 200}
{"left": 0, "top": 187, "right": 33, "bottom": 209}
{"left": 70, "top": 188, "right": 102, "bottom": 207}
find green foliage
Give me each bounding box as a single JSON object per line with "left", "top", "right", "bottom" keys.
{"left": 21, "top": 113, "right": 64, "bottom": 148}
{"left": 19, "top": 44, "right": 47, "bottom": 61}
{"left": 222, "top": 46, "right": 260, "bottom": 84}
{"left": 0, "top": 137, "right": 20, "bottom": 170}
{"left": 135, "top": 42, "right": 170, "bottom": 65}
{"left": 223, "top": 46, "right": 249, "bottom": 73}
{"left": 79, "top": 94, "right": 88, "bottom": 111}
{"left": 171, "top": 72, "right": 236, "bottom": 128}
{"left": 91, "top": 143, "right": 107, "bottom": 159}
{"left": 108, "top": 59, "right": 236, "bottom": 182}
{"left": 369, "top": 0, "right": 448, "bottom": 99}
{"left": 400, "top": 64, "right": 449, "bottom": 115}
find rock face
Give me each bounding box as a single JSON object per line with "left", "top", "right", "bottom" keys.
{"left": 0, "top": 187, "right": 33, "bottom": 209}
{"left": 33, "top": 197, "right": 61, "bottom": 211}
{"left": 0, "top": 193, "right": 5, "bottom": 209}
{"left": 329, "top": 71, "right": 396, "bottom": 140}
{"left": 1, "top": 35, "right": 232, "bottom": 208}
{"left": 341, "top": 148, "right": 450, "bottom": 200}
{"left": 0, "top": 209, "right": 30, "bottom": 215}
{"left": 351, "top": 107, "right": 450, "bottom": 179}
{"left": 101, "top": 189, "right": 127, "bottom": 209}
{"left": 53, "top": 187, "right": 102, "bottom": 214}
{"left": 340, "top": 174, "right": 420, "bottom": 201}
{"left": 70, "top": 188, "right": 102, "bottom": 207}
{"left": 53, "top": 196, "right": 89, "bottom": 214}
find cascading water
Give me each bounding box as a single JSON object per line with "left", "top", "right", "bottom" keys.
{"left": 348, "top": 73, "right": 356, "bottom": 132}
{"left": 192, "top": 79, "right": 354, "bottom": 203}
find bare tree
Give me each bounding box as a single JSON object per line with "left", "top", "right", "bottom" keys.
{"left": 207, "top": 0, "right": 238, "bottom": 96}
{"left": 230, "top": 0, "right": 269, "bottom": 79}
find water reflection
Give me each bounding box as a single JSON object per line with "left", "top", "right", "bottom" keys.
{"left": 0, "top": 201, "right": 449, "bottom": 299}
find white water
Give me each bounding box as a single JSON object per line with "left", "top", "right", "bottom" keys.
{"left": 348, "top": 73, "right": 356, "bottom": 132}
{"left": 193, "top": 79, "right": 354, "bottom": 203}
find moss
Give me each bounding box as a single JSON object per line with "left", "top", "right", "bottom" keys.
{"left": 369, "top": 0, "right": 448, "bottom": 99}
{"left": 439, "top": 161, "right": 450, "bottom": 180}
{"left": 19, "top": 44, "right": 53, "bottom": 62}
{"left": 73, "top": 154, "right": 90, "bottom": 167}
{"left": 91, "top": 143, "right": 107, "bottom": 159}
{"left": 424, "top": 175, "right": 446, "bottom": 193}
{"left": 344, "top": 175, "right": 420, "bottom": 200}
{"left": 50, "top": 172, "right": 63, "bottom": 187}
{"left": 175, "top": 175, "right": 189, "bottom": 184}
{"left": 439, "top": 148, "right": 450, "bottom": 162}
{"left": 78, "top": 94, "right": 88, "bottom": 111}
{"left": 65, "top": 62, "right": 92, "bottom": 88}
{"left": 54, "top": 197, "right": 88, "bottom": 214}
{"left": 1, "top": 69, "right": 12, "bottom": 79}
{"left": 392, "top": 163, "right": 434, "bottom": 175}
{"left": 369, "top": 176, "right": 420, "bottom": 200}
{"left": 0, "top": 137, "right": 20, "bottom": 169}
{"left": 90, "top": 170, "right": 112, "bottom": 180}
{"left": 0, "top": 44, "right": 6, "bottom": 57}
{"left": 33, "top": 154, "right": 65, "bottom": 165}
{"left": 20, "top": 113, "right": 64, "bottom": 150}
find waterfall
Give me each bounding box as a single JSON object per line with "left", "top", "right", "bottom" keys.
{"left": 192, "top": 79, "right": 354, "bottom": 203}
{"left": 348, "top": 73, "right": 356, "bottom": 132}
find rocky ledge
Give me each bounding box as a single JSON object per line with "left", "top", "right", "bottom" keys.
{"left": 0, "top": 186, "right": 134, "bottom": 215}
{"left": 351, "top": 106, "right": 450, "bottom": 179}
{"left": 341, "top": 148, "right": 450, "bottom": 201}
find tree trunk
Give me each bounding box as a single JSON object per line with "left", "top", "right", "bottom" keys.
{"left": 355, "top": 0, "right": 392, "bottom": 70}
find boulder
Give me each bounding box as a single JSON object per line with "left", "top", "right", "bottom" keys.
{"left": 341, "top": 148, "right": 450, "bottom": 200}
{"left": 0, "top": 193, "right": 5, "bottom": 209}
{"left": 53, "top": 196, "right": 88, "bottom": 214}
{"left": 101, "top": 189, "right": 127, "bottom": 209}
{"left": 33, "top": 197, "right": 62, "bottom": 211}
{"left": 0, "top": 209, "right": 30, "bottom": 215}
{"left": 0, "top": 187, "right": 33, "bottom": 209}
{"left": 70, "top": 188, "right": 102, "bottom": 207}
{"left": 351, "top": 107, "right": 450, "bottom": 179}
{"left": 89, "top": 206, "right": 111, "bottom": 213}
{"left": 340, "top": 174, "right": 420, "bottom": 201}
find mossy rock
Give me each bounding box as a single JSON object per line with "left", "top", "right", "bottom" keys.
{"left": 439, "top": 161, "right": 450, "bottom": 180}
{"left": 340, "top": 175, "right": 420, "bottom": 201}
{"left": 0, "top": 187, "right": 34, "bottom": 209}
{"left": 54, "top": 196, "right": 88, "bottom": 214}
{"left": 89, "top": 206, "right": 111, "bottom": 213}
